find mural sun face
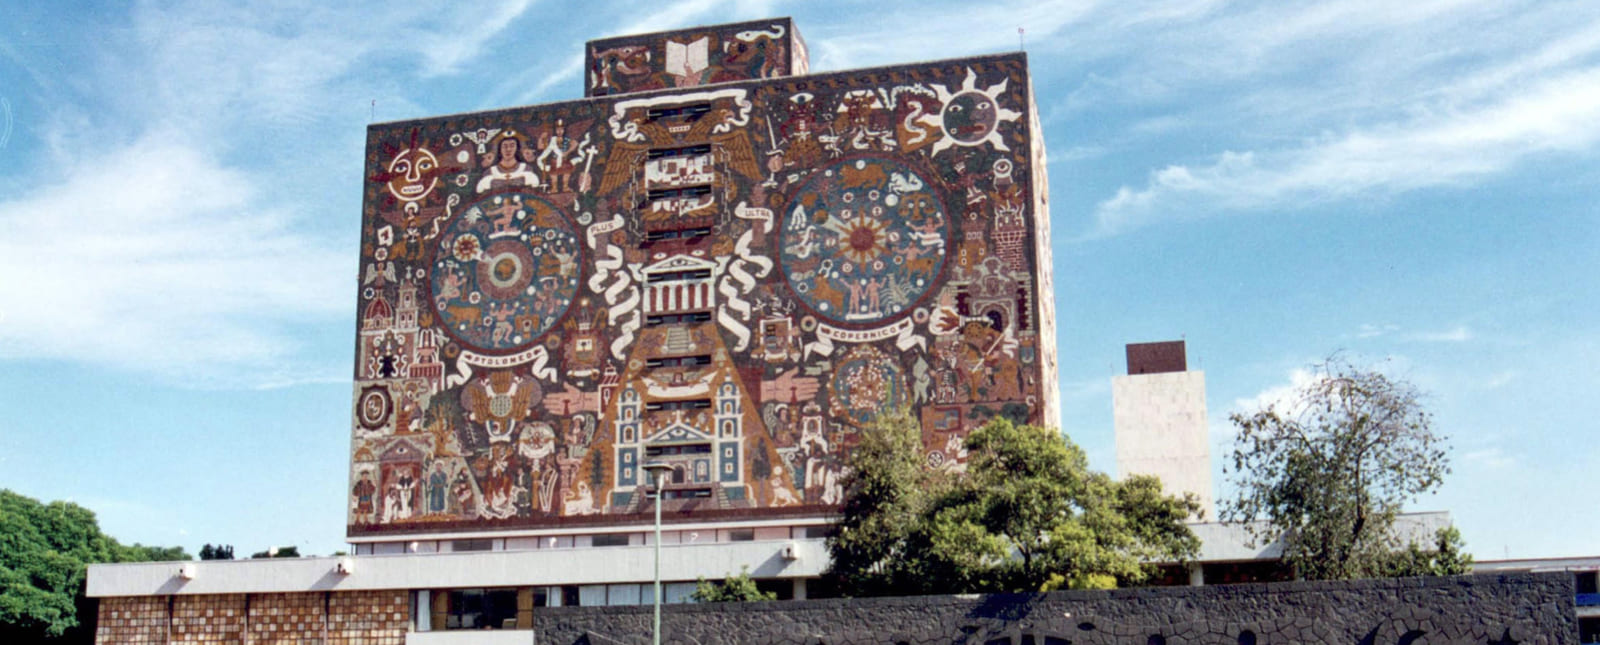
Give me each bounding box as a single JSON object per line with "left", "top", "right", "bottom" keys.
{"left": 928, "top": 68, "right": 1022, "bottom": 155}
{"left": 386, "top": 148, "right": 440, "bottom": 202}
{"left": 840, "top": 217, "right": 888, "bottom": 264}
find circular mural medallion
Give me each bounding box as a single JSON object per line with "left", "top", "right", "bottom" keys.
{"left": 356, "top": 384, "right": 393, "bottom": 431}
{"left": 430, "top": 192, "right": 580, "bottom": 353}
{"left": 828, "top": 345, "right": 904, "bottom": 426}
{"left": 780, "top": 157, "right": 949, "bottom": 325}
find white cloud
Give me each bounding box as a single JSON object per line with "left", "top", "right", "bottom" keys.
{"left": 1087, "top": 62, "right": 1600, "bottom": 236}
{"left": 1409, "top": 325, "right": 1475, "bottom": 343}
{"left": 0, "top": 130, "right": 347, "bottom": 387}
{"left": 804, "top": 0, "right": 1102, "bottom": 72}
{"left": 1357, "top": 323, "right": 1398, "bottom": 339}
{"left": 1482, "top": 370, "right": 1518, "bottom": 389}
{"left": 1229, "top": 367, "right": 1317, "bottom": 418}
{"left": 412, "top": 0, "right": 539, "bottom": 77}
{"left": 1462, "top": 447, "right": 1516, "bottom": 470}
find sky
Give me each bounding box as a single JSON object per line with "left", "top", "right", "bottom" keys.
{"left": 0, "top": 0, "right": 1595, "bottom": 560}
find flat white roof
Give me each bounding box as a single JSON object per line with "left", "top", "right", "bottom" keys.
{"left": 87, "top": 539, "right": 826, "bottom": 597}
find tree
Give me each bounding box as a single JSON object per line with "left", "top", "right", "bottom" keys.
{"left": 0, "top": 490, "right": 189, "bottom": 643}
{"left": 825, "top": 413, "right": 1200, "bottom": 596}
{"left": 690, "top": 567, "right": 776, "bottom": 602}
{"left": 1385, "top": 526, "right": 1473, "bottom": 577}
{"left": 199, "top": 544, "right": 235, "bottom": 561}
{"left": 1221, "top": 356, "right": 1457, "bottom": 580}
{"left": 250, "top": 546, "right": 300, "bottom": 558}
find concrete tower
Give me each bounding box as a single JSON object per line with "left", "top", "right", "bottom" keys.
{"left": 1113, "top": 340, "right": 1213, "bottom": 520}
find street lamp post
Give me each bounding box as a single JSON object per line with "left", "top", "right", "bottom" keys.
{"left": 642, "top": 461, "right": 673, "bottom": 645}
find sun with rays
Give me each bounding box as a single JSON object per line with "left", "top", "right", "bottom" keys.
{"left": 838, "top": 216, "right": 889, "bottom": 264}
{"left": 926, "top": 68, "right": 1022, "bottom": 155}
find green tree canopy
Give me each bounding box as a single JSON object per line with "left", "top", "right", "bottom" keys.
{"left": 1222, "top": 356, "right": 1462, "bottom": 580}
{"left": 0, "top": 490, "right": 189, "bottom": 643}
{"left": 689, "top": 567, "right": 777, "bottom": 603}
{"left": 825, "top": 413, "right": 1200, "bottom": 596}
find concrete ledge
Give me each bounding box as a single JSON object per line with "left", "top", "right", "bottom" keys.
{"left": 87, "top": 539, "right": 826, "bottom": 597}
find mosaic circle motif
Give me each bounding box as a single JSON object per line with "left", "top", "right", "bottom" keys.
{"left": 430, "top": 192, "right": 580, "bottom": 353}
{"left": 356, "top": 384, "right": 393, "bottom": 431}
{"left": 780, "top": 157, "right": 949, "bottom": 325}
{"left": 829, "top": 346, "right": 904, "bottom": 426}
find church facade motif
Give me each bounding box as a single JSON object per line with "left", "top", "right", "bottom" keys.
{"left": 349, "top": 18, "right": 1059, "bottom": 537}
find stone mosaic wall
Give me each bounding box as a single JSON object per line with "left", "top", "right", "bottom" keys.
{"left": 248, "top": 592, "right": 325, "bottom": 644}
{"left": 170, "top": 595, "right": 245, "bottom": 644}
{"left": 530, "top": 573, "right": 1577, "bottom": 645}
{"left": 327, "top": 590, "right": 409, "bottom": 645}
{"left": 97, "top": 596, "right": 170, "bottom": 644}
{"left": 350, "top": 49, "right": 1055, "bottom": 537}
{"left": 94, "top": 591, "right": 409, "bottom": 645}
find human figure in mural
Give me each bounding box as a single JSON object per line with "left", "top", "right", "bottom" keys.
{"left": 391, "top": 469, "right": 417, "bottom": 521}
{"left": 427, "top": 466, "right": 447, "bottom": 514}
{"left": 451, "top": 470, "right": 477, "bottom": 516}
{"left": 352, "top": 472, "right": 376, "bottom": 522}
{"left": 476, "top": 133, "right": 539, "bottom": 193}
{"left": 537, "top": 119, "right": 581, "bottom": 194}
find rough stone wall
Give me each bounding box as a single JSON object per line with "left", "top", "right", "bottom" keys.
{"left": 170, "top": 594, "right": 245, "bottom": 644}
{"left": 95, "top": 591, "right": 408, "bottom": 645}
{"left": 530, "top": 573, "right": 1577, "bottom": 645}
{"left": 97, "top": 596, "right": 170, "bottom": 644}
{"left": 249, "top": 592, "right": 326, "bottom": 644}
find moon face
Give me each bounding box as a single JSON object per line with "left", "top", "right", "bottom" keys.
{"left": 386, "top": 148, "right": 440, "bottom": 202}
{"left": 942, "top": 92, "right": 997, "bottom": 144}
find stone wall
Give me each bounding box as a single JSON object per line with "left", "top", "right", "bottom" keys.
{"left": 327, "top": 590, "right": 409, "bottom": 645}
{"left": 98, "top": 596, "right": 170, "bottom": 644}
{"left": 529, "top": 572, "right": 1577, "bottom": 645}
{"left": 248, "top": 592, "right": 325, "bottom": 644}
{"left": 170, "top": 594, "right": 245, "bottom": 644}
{"left": 95, "top": 590, "right": 409, "bottom": 645}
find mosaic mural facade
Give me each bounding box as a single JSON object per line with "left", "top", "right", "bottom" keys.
{"left": 350, "top": 21, "right": 1057, "bottom": 537}
{"left": 585, "top": 18, "right": 808, "bottom": 97}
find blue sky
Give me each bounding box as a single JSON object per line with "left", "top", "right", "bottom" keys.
{"left": 1, "top": 0, "right": 1595, "bottom": 560}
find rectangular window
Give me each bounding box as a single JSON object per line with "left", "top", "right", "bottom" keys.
{"left": 645, "top": 185, "right": 712, "bottom": 203}
{"left": 646, "top": 354, "right": 713, "bottom": 368}
{"left": 647, "top": 103, "right": 711, "bottom": 121}
{"left": 591, "top": 533, "right": 630, "bottom": 547}
{"left": 450, "top": 539, "right": 493, "bottom": 552}
{"left": 662, "top": 488, "right": 713, "bottom": 499}
{"left": 442, "top": 588, "right": 518, "bottom": 630}
{"left": 646, "top": 311, "right": 713, "bottom": 326}
{"left": 646, "top": 268, "right": 712, "bottom": 284}
{"left": 1579, "top": 616, "right": 1600, "bottom": 643}
{"left": 645, "top": 443, "right": 712, "bottom": 457}
{"left": 1577, "top": 571, "right": 1599, "bottom": 595}
{"left": 647, "top": 144, "right": 712, "bottom": 160}
{"left": 645, "top": 399, "right": 712, "bottom": 412}
{"left": 755, "top": 578, "right": 793, "bottom": 600}
{"left": 727, "top": 529, "right": 755, "bottom": 542}
{"left": 644, "top": 227, "right": 714, "bottom": 243}
{"left": 803, "top": 525, "right": 831, "bottom": 539}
